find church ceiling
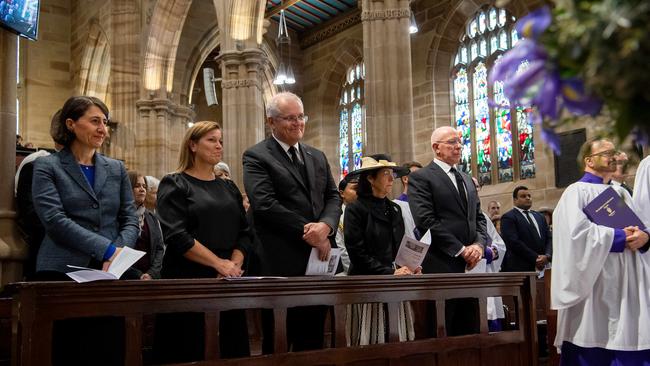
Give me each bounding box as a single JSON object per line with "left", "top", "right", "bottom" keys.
{"left": 265, "top": 0, "right": 358, "bottom": 32}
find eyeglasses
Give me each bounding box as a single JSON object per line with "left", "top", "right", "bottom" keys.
{"left": 381, "top": 170, "right": 398, "bottom": 178}
{"left": 587, "top": 149, "right": 618, "bottom": 158}
{"left": 275, "top": 114, "right": 308, "bottom": 123}
{"left": 436, "top": 138, "right": 463, "bottom": 146}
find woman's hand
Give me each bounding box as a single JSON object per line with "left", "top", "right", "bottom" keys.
{"left": 216, "top": 258, "right": 243, "bottom": 277}
{"left": 101, "top": 247, "right": 122, "bottom": 272}
{"left": 140, "top": 273, "right": 152, "bottom": 280}
{"left": 394, "top": 266, "right": 414, "bottom": 276}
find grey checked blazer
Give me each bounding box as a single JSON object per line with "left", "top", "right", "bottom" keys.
{"left": 32, "top": 148, "right": 139, "bottom": 273}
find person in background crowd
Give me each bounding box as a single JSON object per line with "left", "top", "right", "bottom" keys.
{"left": 396, "top": 161, "right": 422, "bottom": 202}
{"left": 243, "top": 92, "right": 341, "bottom": 352}
{"left": 471, "top": 177, "right": 507, "bottom": 332}
{"left": 126, "top": 171, "right": 165, "bottom": 280}
{"left": 31, "top": 95, "right": 139, "bottom": 365}
{"left": 15, "top": 114, "right": 63, "bottom": 280}
{"left": 154, "top": 121, "right": 252, "bottom": 362}
{"left": 488, "top": 201, "right": 502, "bottom": 233}
{"left": 500, "top": 186, "right": 552, "bottom": 272}
{"left": 344, "top": 154, "right": 417, "bottom": 345}
{"left": 409, "top": 125, "right": 487, "bottom": 336}
{"left": 214, "top": 161, "right": 231, "bottom": 179}
{"left": 16, "top": 134, "right": 23, "bottom": 147}
{"left": 608, "top": 151, "right": 633, "bottom": 196}
{"left": 552, "top": 138, "right": 650, "bottom": 364}
{"left": 538, "top": 207, "right": 554, "bottom": 231}
{"left": 23, "top": 142, "right": 35, "bottom": 149}
{"left": 144, "top": 175, "right": 160, "bottom": 212}
{"left": 335, "top": 175, "right": 358, "bottom": 274}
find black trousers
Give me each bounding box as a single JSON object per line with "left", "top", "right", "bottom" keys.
{"left": 153, "top": 309, "right": 250, "bottom": 363}
{"left": 424, "top": 298, "right": 480, "bottom": 337}
{"left": 261, "top": 305, "right": 328, "bottom": 353}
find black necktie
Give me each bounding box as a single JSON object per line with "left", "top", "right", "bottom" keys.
{"left": 449, "top": 167, "right": 468, "bottom": 210}
{"left": 288, "top": 146, "right": 308, "bottom": 183}
{"left": 524, "top": 210, "right": 541, "bottom": 239}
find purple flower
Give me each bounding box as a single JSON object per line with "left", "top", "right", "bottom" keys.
{"left": 533, "top": 70, "right": 561, "bottom": 120}
{"left": 502, "top": 59, "right": 546, "bottom": 102}
{"left": 541, "top": 127, "right": 561, "bottom": 155}
{"left": 561, "top": 79, "right": 603, "bottom": 116}
{"left": 489, "top": 39, "right": 547, "bottom": 85}
{"left": 516, "top": 6, "right": 551, "bottom": 39}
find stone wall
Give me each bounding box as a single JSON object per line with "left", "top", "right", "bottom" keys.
{"left": 19, "top": 0, "right": 73, "bottom": 148}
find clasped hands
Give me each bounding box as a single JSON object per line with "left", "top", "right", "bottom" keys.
{"left": 624, "top": 226, "right": 650, "bottom": 251}
{"left": 461, "top": 243, "right": 483, "bottom": 270}
{"left": 303, "top": 222, "right": 331, "bottom": 261}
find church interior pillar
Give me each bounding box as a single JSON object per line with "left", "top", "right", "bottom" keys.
{"left": 361, "top": 0, "right": 415, "bottom": 164}
{"left": 216, "top": 49, "right": 267, "bottom": 187}
{"left": 0, "top": 30, "right": 26, "bottom": 287}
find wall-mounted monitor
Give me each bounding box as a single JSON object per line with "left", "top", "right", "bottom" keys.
{"left": 0, "top": 0, "right": 40, "bottom": 41}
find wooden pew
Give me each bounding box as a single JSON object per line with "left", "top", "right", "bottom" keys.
{"left": 7, "top": 273, "right": 537, "bottom": 366}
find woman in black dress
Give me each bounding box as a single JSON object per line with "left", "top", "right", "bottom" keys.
{"left": 154, "top": 121, "right": 252, "bottom": 362}
{"left": 344, "top": 154, "right": 419, "bottom": 345}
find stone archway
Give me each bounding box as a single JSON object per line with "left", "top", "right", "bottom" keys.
{"left": 75, "top": 19, "right": 110, "bottom": 101}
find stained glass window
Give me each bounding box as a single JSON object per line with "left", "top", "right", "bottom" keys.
{"left": 339, "top": 62, "right": 365, "bottom": 180}
{"left": 494, "top": 80, "right": 513, "bottom": 182}
{"left": 454, "top": 68, "right": 471, "bottom": 173}
{"left": 473, "top": 62, "right": 492, "bottom": 185}
{"left": 450, "top": 6, "right": 535, "bottom": 185}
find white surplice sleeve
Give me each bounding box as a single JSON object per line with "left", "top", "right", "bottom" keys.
{"left": 634, "top": 156, "right": 650, "bottom": 226}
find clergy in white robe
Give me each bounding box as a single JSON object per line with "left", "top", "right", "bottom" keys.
{"left": 633, "top": 155, "right": 650, "bottom": 225}
{"left": 483, "top": 212, "right": 506, "bottom": 331}
{"left": 551, "top": 139, "right": 650, "bottom": 365}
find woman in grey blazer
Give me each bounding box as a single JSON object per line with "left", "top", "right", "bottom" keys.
{"left": 31, "top": 96, "right": 139, "bottom": 365}
{"left": 32, "top": 96, "right": 138, "bottom": 278}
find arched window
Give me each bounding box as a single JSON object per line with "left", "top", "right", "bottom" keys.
{"left": 452, "top": 6, "right": 535, "bottom": 185}
{"left": 339, "top": 62, "right": 365, "bottom": 179}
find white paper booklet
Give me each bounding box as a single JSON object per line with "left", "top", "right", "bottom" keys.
{"left": 66, "top": 247, "right": 146, "bottom": 283}
{"left": 394, "top": 232, "right": 431, "bottom": 271}
{"left": 305, "top": 247, "right": 342, "bottom": 276}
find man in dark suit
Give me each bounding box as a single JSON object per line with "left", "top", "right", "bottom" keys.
{"left": 409, "top": 125, "right": 487, "bottom": 336}
{"left": 500, "top": 186, "right": 552, "bottom": 272}
{"left": 243, "top": 92, "right": 342, "bottom": 352}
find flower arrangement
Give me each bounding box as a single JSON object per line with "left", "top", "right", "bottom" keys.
{"left": 490, "top": 0, "right": 650, "bottom": 152}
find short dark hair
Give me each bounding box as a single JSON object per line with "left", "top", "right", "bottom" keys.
{"left": 513, "top": 185, "right": 529, "bottom": 199}
{"left": 127, "top": 170, "right": 146, "bottom": 190}
{"left": 402, "top": 161, "right": 423, "bottom": 170}
{"left": 338, "top": 175, "right": 358, "bottom": 192}
{"left": 51, "top": 96, "right": 109, "bottom": 147}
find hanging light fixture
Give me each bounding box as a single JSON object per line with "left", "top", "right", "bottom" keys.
{"left": 274, "top": 10, "right": 295, "bottom": 86}
{"left": 274, "top": 62, "right": 287, "bottom": 85}
{"left": 409, "top": 10, "right": 419, "bottom": 34}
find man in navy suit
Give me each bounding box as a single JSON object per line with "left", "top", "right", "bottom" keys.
{"left": 501, "top": 186, "right": 552, "bottom": 272}
{"left": 243, "top": 92, "right": 341, "bottom": 352}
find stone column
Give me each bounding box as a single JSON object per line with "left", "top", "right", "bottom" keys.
{"left": 0, "top": 30, "right": 27, "bottom": 287}
{"left": 109, "top": 0, "right": 141, "bottom": 168}
{"left": 135, "top": 98, "right": 193, "bottom": 178}
{"left": 361, "top": 0, "right": 415, "bottom": 164}
{"left": 216, "top": 49, "right": 267, "bottom": 187}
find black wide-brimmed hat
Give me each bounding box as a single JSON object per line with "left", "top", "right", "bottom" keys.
{"left": 348, "top": 155, "right": 409, "bottom": 178}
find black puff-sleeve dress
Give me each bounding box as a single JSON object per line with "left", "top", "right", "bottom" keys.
{"left": 154, "top": 172, "right": 252, "bottom": 362}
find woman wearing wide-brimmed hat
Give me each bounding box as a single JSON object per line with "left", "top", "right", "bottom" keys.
{"left": 343, "top": 154, "right": 419, "bottom": 345}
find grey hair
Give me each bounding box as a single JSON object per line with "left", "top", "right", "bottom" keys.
{"left": 145, "top": 176, "right": 160, "bottom": 190}
{"left": 266, "top": 92, "right": 304, "bottom": 118}
{"left": 214, "top": 161, "right": 230, "bottom": 174}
